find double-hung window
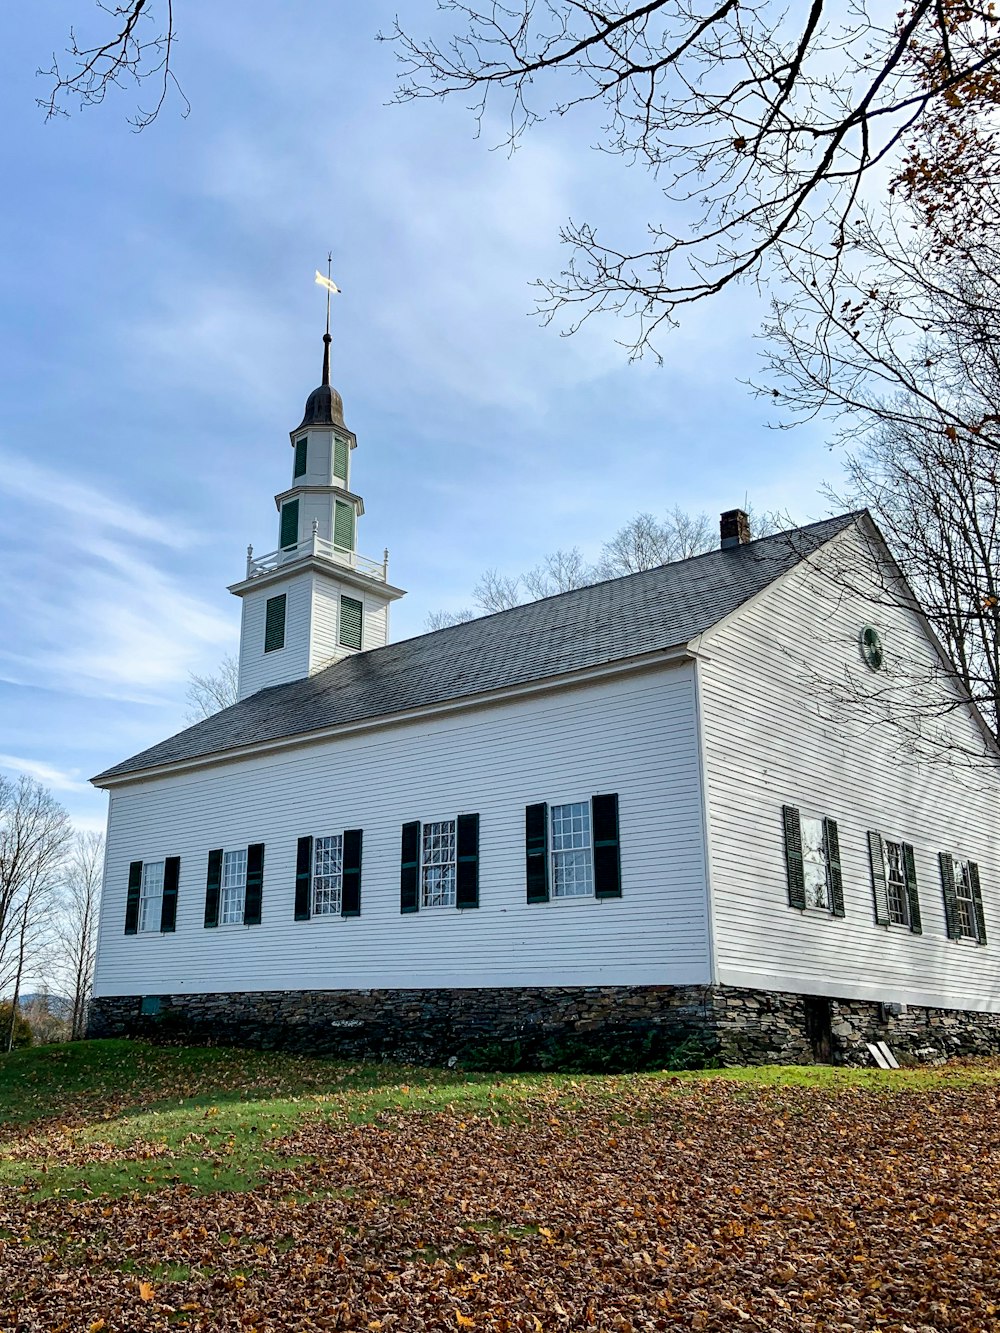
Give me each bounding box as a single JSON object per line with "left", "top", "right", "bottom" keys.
{"left": 524, "top": 795, "right": 621, "bottom": 903}
{"left": 400, "top": 817, "right": 480, "bottom": 912}
{"left": 422, "top": 820, "right": 457, "bottom": 907}
{"left": 124, "top": 857, "right": 180, "bottom": 935}
{"left": 138, "top": 861, "right": 165, "bottom": 932}
{"left": 204, "top": 844, "right": 264, "bottom": 928}
{"left": 955, "top": 860, "right": 978, "bottom": 938}
{"left": 220, "top": 849, "right": 247, "bottom": 925}
{"left": 884, "top": 841, "right": 909, "bottom": 925}
{"left": 868, "top": 831, "right": 921, "bottom": 933}
{"left": 295, "top": 831, "right": 362, "bottom": 920}
{"left": 313, "top": 835, "right": 344, "bottom": 915}
{"left": 550, "top": 802, "right": 594, "bottom": 898}
{"left": 782, "top": 806, "right": 845, "bottom": 916}
{"left": 940, "top": 853, "right": 986, "bottom": 943}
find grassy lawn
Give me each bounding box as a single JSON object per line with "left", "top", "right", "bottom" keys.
{"left": 2, "top": 1041, "right": 1000, "bottom": 1330}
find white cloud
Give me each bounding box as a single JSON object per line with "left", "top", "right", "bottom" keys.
{"left": 0, "top": 451, "right": 194, "bottom": 549}
{"left": 0, "top": 755, "right": 92, "bottom": 795}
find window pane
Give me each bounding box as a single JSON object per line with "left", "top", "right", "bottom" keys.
{"left": 551, "top": 803, "right": 593, "bottom": 897}
{"left": 422, "top": 820, "right": 456, "bottom": 907}
{"left": 884, "top": 840, "right": 909, "bottom": 926}
{"left": 139, "top": 860, "right": 165, "bottom": 933}
{"left": 800, "top": 816, "right": 830, "bottom": 910}
{"left": 955, "top": 858, "right": 977, "bottom": 937}
{"left": 221, "top": 849, "right": 247, "bottom": 925}
{"left": 314, "top": 834, "right": 343, "bottom": 915}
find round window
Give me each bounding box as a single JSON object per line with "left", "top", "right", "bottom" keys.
{"left": 860, "top": 625, "right": 884, "bottom": 671}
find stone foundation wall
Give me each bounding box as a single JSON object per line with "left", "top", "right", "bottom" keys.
{"left": 87, "top": 984, "right": 1000, "bottom": 1066}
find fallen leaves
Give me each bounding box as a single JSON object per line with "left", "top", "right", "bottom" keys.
{"left": 2, "top": 1063, "right": 1000, "bottom": 1329}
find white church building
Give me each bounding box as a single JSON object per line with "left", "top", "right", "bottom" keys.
{"left": 88, "top": 332, "right": 1000, "bottom": 1063}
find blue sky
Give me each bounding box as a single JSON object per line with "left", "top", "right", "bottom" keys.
{"left": 0, "top": 2, "right": 840, "bottom": 832}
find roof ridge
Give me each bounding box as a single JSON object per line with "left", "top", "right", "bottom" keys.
{"left": 395, "top": 509, "right": 864, "bottom": 646}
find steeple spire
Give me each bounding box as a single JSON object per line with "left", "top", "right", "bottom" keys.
{"left": 319, "top": 252, "right": 336, "bottom": 388}
{"left": 299, "top": 260, "right": 344, "bottom": 430}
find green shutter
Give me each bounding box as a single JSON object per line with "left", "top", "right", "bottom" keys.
{"left": 342, "top": 829, "right": 363, "bottom": 917}
{"left": 940, "top": 852, "right": 961, "bottom": 939}
{"left": 400, "top": 822, "right": 420, "bottom": 913}
{"left": 294, "top": 437, "right": 308, "bottom": 478}
{"left": 204, "top": 849, "right": 222, "bottom": 928}
{"left": 868, "top": 831, "right": 889, "bottom": 926}
{"left": 339, "top": 595, "right": 363, "bottom": 650}
{"left": 334, "top": 436, "right": 349, "bottom": 481}
{"left": 525, "top": 803, "right": 549, "bottom": 903}
{"left": 280, "top": 499, "right": 299, "bottom": 550}
{"left": 264, "top": 594, "right": 286, "bottom": 653}
{"left": 244, "top": 843, "right": 264, "bottom": 926}
{"left": 124, "top": 861, "right": 143, "bottom": 934}
{"left": 160, "top": 856, "right": 180, "bottom": 933}
{"left": 295, "top": 836, "right": 313, "bottom": 921}
{"left": 782, "top": 806, "right": 805, "bottom": 909}
{"left": 334, "top": 500, "right": 355, "bottom": 552}
{"left": 456, "top": 814, "right": 480, "bottom": 909}
{"left": 824, "top": 819, "right": 845, "bottom": 917}
{"left": 902, "top": 843, "right": 922, "bottom": 934}
{"left": 969, "top": 861, "right": 987, "bottom": 944}
{"left": 592, "top": 793, "right": 622, "bottom": 899}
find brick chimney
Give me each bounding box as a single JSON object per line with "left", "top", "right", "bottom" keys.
{"left": 720, "top": 508, "right": 751, "bottom": 549}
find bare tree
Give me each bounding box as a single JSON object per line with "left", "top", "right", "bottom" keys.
{"left": 185, "top": 653, "right": 239, "bottom": 722}
{"left": 57, "top": 832, "right": 105, "bottom": 1041}
{"left": 387, "top": 2, "right": 1000, "bottom": 356}
{"left": 0, "top": 777, "right": 71, "bottom": 1052}
{"left": 424, "top": 503, "right": 781, "bottom": 627}
{"left": 38, "top": 1, "right": 188, "bottom": 129}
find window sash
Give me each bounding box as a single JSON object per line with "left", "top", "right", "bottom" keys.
{"left": 138, "top": 860, "right": 165, "bottom": 933}
{"left": 313, "top": 834, "right": 344, "bottom": 915}
{"left": 551, "top": 802, "right": 593, "bottom": 898}
{"left": 955, "top": 858, "right": 978, "bottom": 938}
{"left": 421, "top": 820, "right": 456, "bottom": 907}
{"left": 884, "top": 840, "right": 910, "bottom": 926}
{"left": 221, "top": 849, "right": 247, "bottom": 925}
{"left": 800, "top": 815, "right": 831, "bottom": 910}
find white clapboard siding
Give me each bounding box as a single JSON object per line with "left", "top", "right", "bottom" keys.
{"left": 698, "top": 520, "right": 1000, "bottom": 1012}
{"left": 93, "top": 663, "right": 711, "bottom": 996}
{"left": 237, "top": 574, "right": 313, "bottom": 699}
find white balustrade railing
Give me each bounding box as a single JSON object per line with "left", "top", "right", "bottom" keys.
{"left": 245, "top": 528, "right": 388, "bottom": 582}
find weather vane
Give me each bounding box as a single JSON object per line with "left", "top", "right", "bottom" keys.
{"left": 314, "top": 252, "right": 341, "bottom": 338}
{"left": 314, "top": 252, "right": 341, "bottom": 387}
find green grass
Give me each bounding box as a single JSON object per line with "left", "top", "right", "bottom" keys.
{"left": 2, "top": 1039, "right": 999, "bottom": 1202}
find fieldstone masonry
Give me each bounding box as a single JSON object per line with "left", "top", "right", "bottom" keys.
{"left": 87, "top": 984, "right": 1000, "bottom": 1065}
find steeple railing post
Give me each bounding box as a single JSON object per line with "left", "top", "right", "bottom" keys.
{"left": 246, "top": 544, "right": 254, "bottom": 578}
{"left": 311, "top": 519, "right": 320, "bottom": 557}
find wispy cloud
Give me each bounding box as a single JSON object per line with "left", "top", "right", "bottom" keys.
{"left": 0, "top": 451, "right": 194, "bottom": 549}
{"left": 0, "top": 755, "right": 92, "bottom": 795}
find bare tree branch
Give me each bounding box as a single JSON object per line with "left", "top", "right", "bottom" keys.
{"left": 37, "top": 1, "right": 189, "bottom": 129}
{"left": 386, "top": 2, "right": 1000, "bottom": 356}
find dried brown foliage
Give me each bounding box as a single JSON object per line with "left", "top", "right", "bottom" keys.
{"left": 4, "top": 1071, "right": 1000, "bottom": 1330}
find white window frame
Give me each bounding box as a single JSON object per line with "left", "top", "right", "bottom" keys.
{"left": 420, "top": 819, "right": 457, "bottom": 908}
{"left": 800, "top": 814, "right": 832, "bottom": 911}
{"left": 220, "top": 848, "right": 247, "bottom": 926}
{"left": 883, "top": 839, "right": 910, "bottom": 927}
{"left": 138, "top": 860, "right": 165, "bottom": 933}
{"left": 313, "top": 834, "right": 344, "bottom": 916}
{"left": 953, "top": 856, "right": 979, "bottom": 940}
{"left": 550, "top": 800, "right": 594, "bottom": 899}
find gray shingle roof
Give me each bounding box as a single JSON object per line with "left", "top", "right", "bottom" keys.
{"left": 93, "top": 513, "right": 859, "bottom": 783}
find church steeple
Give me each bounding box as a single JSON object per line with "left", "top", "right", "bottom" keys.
{"left": 228, "top": 291, "right": 405, "bottom": 701}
